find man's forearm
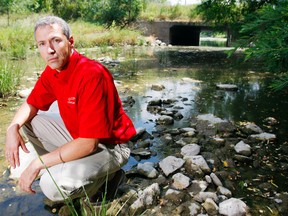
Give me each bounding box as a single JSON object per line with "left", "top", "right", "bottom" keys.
{"left": 35, "top": 137, "right": 99, "bottom": 169}
{"left": 7, "top": 101, "right": 38, "bottom": 130}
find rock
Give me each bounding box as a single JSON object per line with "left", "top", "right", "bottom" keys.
{"left": 164, "top": 189, "right": 185, "bottom": 204}
{"left": 122, "top": 96, "right": 135, "bottom": 107}
{"left": 250, "top": 132, "right": 276, "bottom": 141}
{"left": 163, "top": 98, "right": 177, "bottom": 104}
{"left": 131, "top": 148, "right": 152, "bottom": 158}
{"left": 160, "top": 133, "right": 173, "bottom": 145}
{"left": 217, "top": 186, "right": 232, "bottom": 198}
{"left": 202, "top": 198, "right": 219, "bottom": 215}
{"left": 179, "top": 127, "right": 197, "bottom": 134}
{"left": 175, "top": 138, "right": 188, "bottom": 146}
{"left": 263, "top": 117, "right": 278, "bottom": 126}
{"left": 171, "top": 173, "right": 190, "bottom": 190}
{"left": 180, "top": 144, "right": 201, "bottom": 157}
{"left": 234, "top": 154, "right": 252, "bottom": 162}
{"left": 234, "top": 141, "right": 251, "bottom": 156}
{"left": 196, "top": 114, "right": 227, "bottom": 126}
{"left": 210, "top": 172, "right": 223, "bottom": 186}
{"left": 136, "top": 140, "right": 152, "bottom": 149}
{"left": 160, "top": 111, "right": 174, "bottom": 117}
{"left": 157, "top": 115, "right": 174, "bottom": 125}
{"left": 137, "top": 162, "right": 159, "bottom": 179}
{"left": 159, "top": 156, "right": 185, "bottom": 176}
{"left": 148, "top": 99, "right": 162, "bottom": 106}
{"left": 219, "top": 198, "right": 249, "bottom": 216}
{"left": 187, "top": 202, "right": 202, "bottom": 216}
{"left": 130, "top": 127, "right": 147, "bottom": 141}
{"left": 18, "top": 88, "right": 32, "bottom": 98}
{"left": 241, "top": 122, "right": 263, "bottom": 134}
{"left": 210, "top": 136, "right": 226, "bottom": 145}
{"left": 216, "top": 84, "right": 238, "bottom": 91}
{"left": 129, "top": 183, "right": 160, "bottom": 215}
{"left": 189, "top": 180, "right": 209, "bottom": 195}
{"left": 151, "top": 84, "right": 165, "bottom": 91}
{"left": 173, "top": 112, "right": 184, "bottom": 120}
{"left": 184, "top": 155, "right": 211, "bottom": 174}
{"left": 193, "top": 192, "right": 219, "bottom": 203}
{"left": 205, "top": 175, "right": 212, "bottom": 184}
{"left": 181, "top": 77, "right": 202, "bottom": 83}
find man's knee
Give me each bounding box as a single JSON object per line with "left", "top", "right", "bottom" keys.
{"left": 40, "top": 171, "right": 65, "bottom": 201}
{"left": 39, "top": 168, "right": 88, "bottom": 202}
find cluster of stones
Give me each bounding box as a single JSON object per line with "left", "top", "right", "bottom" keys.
{"left": 82, "top": 110, "right": 288, "bottom": 216}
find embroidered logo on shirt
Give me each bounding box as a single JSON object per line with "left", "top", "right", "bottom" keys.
{"left": 67, "top": 97, "right": 76, "bottom": 105}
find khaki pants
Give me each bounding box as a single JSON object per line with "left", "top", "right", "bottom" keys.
{"left": 22, "top": 110, "right": 130, "bottom": 202}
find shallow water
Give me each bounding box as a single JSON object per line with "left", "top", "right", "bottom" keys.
{"left": 0, "top": 46, "right": 287, "bottom": 215}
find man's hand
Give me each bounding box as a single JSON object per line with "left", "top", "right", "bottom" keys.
{"left": 5, "top": 124, "right": 29, "bottom": 168}
{"left": 19, "top": 159, "right": 41, "bottom": 194}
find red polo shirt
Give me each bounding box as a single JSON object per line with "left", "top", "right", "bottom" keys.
{"left": 27, "top": 50, "right": 136, "bottom": 144}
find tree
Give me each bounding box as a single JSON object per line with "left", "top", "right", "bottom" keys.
{"left": 196, "top": 0, "right": 278, "bottom": 46}
{"left": 236, "top": 1, "right": 288, "bottom": 90}
{"left": 27, "top": 0, "right": 53, "bottom": 13}
{"left": 101, "top": 0, "right": 143, "bottom": 27}
{"left": 0, "top": 0, "right": 14, "bottom": 26}
{"left": 196, "top": 0, "right": 241, "bottom": 46}
{"left": 51, "top": 0, "right": 84, "bottom": 20}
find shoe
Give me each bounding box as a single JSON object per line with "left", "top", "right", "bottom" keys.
{"left": 90, "top": 169, "right": 127, "bottom": 203}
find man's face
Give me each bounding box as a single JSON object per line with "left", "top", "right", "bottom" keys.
{"left": 35, "top": 24, "right": 74, "bottom": 71}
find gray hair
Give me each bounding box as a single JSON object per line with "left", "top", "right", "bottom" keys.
{"left": 34, "top": 16, "right": 72, "bottom": 39}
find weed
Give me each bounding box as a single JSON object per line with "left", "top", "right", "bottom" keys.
{"left": 0, "top": 62, "right": 22, "bottom": 98}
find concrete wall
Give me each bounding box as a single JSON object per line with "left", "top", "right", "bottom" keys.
{"left": 135, "top": 21, "right": 227, "bottom": 46}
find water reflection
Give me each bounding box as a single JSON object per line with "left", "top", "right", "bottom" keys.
{"left": 0, "top": 46, "right": 287, "bottom": 215}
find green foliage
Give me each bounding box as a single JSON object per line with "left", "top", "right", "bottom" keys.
{"left": 270, "top": 74, "right": 288, "bottom": 92}
{"left": 169, "top": 4, "right": 181, "bottom": 20}
{"left": 236, "top": 2, "right": 288, "bottom": 90}
{"left": 0, "top": 26, "right": 33, "bottom": 59}
{"left": 27, "top": 0, "right": 53, "bottom": 13}
{"left": 70, "top": 20, "right": 143, "bottom": 48}
{"left": 0, "top": 62, "right": 22, "bottom": 98}
{"left": 196, "top": 0, "right": 241, "bottom": 25}
{"left": 51, "top": 0, "right": 84, "bottom": 20}
{"left": 0, "top": 0, "right": 12, "bottom": 14}
{"left": 139, "top": 3, "right": 200, "bottom": 21}
{"left": 237, "top": 2, "right": 288, "bottom": 73}
{"left": 99, "top": 0, "right": 143, "bottom": 27}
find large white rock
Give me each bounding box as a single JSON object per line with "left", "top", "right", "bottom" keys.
{"left": 137, "top": 162, "right": 159, "bottom": 179}
{"left": 184, "top": 155, "right": 211, "bottom": 173}
{"left": 196, "top": 114, "right": 227, "bottom": 126}
{"left": 234, "top": 141, "right": 251, "bottom": 156}
{"left": 172, "top": 173, "right": 190, "bottom": 190}
{"left": 130, "top": 183, "right": 160, "bottom": 214}
{"left": 159, "top": 156, "right": 185, "bottom": 176}
{"left": 180, "top": 144, "right": 200, "bottom": 157}
{"left": 250, "top": 132, "right": 276, "bottom": 141}
{"left": 219, "top": 198, "right": 248, "bottom": 216}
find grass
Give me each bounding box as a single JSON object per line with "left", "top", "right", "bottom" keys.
{"left": 0, "top": 61, "right": 22, "bottom": 98}
{"left": 139, "top": 3, "right": 202, "bottom": 22}
{"left": 70, "top": 20, "right": 145, "bottom": 48}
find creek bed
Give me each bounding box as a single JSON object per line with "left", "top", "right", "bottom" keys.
{"left": 0, "top": 46, "right": 287, "bottom": 215}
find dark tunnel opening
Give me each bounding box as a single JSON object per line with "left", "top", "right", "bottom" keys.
{"left": 170, "top": 25, "right": 201, "bottom": 46}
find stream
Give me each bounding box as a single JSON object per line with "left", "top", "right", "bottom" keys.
{"left": 0, "top": 45, "right": 287, "bottom": 215}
